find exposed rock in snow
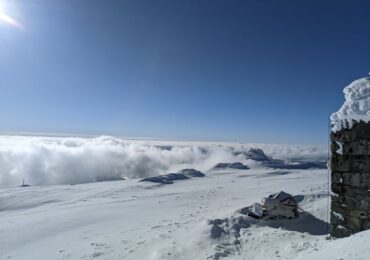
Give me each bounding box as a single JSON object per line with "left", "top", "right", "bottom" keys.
{"left": 94, "top": 176, "right": 126, "bottom": 182}
{"left": 213, "top": 162, "right": 249, "bottom": 170}
{"left": 262, "top": 159, "right": 327, "bottom": 170}
{"left": 235, "top": 148, "right": 271, "bottom": 161}
{"left": 139, "top": 173, "right": 190, "bottom": 184}
{"left": 209, "top": 220, "right": 226, "bottom": 239}
{"left": 236, "top": 148, "right": 326, "bottom": 170}
{"left": 331, "top": 76, "right": 370, "bottom": 132}
{"left": 177, "top": 168, "right": 205, "bottom": 178}
{"left": 139, "top": 169, "right": 204, "bottom": 184}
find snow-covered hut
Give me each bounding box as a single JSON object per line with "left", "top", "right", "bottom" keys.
{"left": 261, "top": 191, "right": 299, "bottom": 219}
{"left": 247, "top": 191, "right": 299, "bottom": 219}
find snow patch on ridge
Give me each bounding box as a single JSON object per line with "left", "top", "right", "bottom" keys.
{"left": 331, "top": 76, "right": 370, "bottom": 132}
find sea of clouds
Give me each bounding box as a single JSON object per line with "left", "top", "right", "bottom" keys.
{"left": 0, "top": 135, "right": 327, "bottom": 188}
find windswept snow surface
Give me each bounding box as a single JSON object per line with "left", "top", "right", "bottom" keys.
{"left": 1, "top": 165, "right": 369, "bottom": 260}
{"left": 331, "top": 76, "right": 370, "bottom": 132}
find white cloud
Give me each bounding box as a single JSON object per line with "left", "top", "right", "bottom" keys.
{"left": 0, "top": 135, "right": 327, "bottom": 188}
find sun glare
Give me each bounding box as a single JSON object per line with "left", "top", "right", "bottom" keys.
{"left": 0, "top": 2, "right": 22, "bottom": 29}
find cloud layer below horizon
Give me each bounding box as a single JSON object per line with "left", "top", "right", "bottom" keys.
{"left": 0, "top": 135, "right": 327, "bottom": 188}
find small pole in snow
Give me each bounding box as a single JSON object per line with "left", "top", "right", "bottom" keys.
{"left": 19, "top": 178, "right": 30, "bottom": 187}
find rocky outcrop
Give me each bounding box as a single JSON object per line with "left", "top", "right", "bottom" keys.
{"left": 262, "top": 159, "right": 327, "bottom": 170}
{"left": 234, "top": 148, "right": 270, "bottom": 161}
{"left": 213, "top": 162, "right": 249, "bottom": 170}
{"left": 177, "top": 168, "right": 205, "bottom": 177}
{"left": 139, "top": 168, "right": 204, "bottom": 184}
{"left": 235, "top": 148, "right": 326, "bottom": 170}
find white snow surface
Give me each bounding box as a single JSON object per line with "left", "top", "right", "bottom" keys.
{"left": 1, "top": 166, "right": 369, "bottom": 260}
{"left": 331, "top": 76, "right": 370, "bottom": 132}
{"left": 0, "top": 135, "right": 326, "bottom": 188}
{"left": 0, "top": 135, "right": 368, "bottom": 259}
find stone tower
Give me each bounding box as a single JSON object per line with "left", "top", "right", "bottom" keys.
{"left": 330, "top": 76, "right": 370, "bottom": 238}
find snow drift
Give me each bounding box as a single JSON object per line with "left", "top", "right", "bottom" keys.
{"left": 0, "top": 135, "right": 326, "bottom": 188}
{"left": 331, "top": 75, "right": 370, "bottom": 132}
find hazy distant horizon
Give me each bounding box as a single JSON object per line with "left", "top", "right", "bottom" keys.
{"left": 0, "top": 131, "right": 329, "bottom": 145}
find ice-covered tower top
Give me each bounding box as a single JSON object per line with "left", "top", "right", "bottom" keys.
{"left": 331, "top": 75, "right": 370, "bottom": 132}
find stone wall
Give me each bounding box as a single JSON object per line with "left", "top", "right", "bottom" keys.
{"left": 330, "top": 121, "right": 370, "bottom": 238}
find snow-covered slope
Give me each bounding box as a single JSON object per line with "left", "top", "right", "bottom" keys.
{"left": 1, "top": 166, "right": 368, "bottom": 260}
{"left": 300, "top": 229, "right": 370, "bottom": 260}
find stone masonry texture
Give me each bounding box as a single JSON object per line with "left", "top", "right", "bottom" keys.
{"left": 331, "top": 121, "right": 370, "bottom": 238}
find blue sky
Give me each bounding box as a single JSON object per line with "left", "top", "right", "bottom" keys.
{"left": 0, "top": 0, "right": 369, "bottom": 144}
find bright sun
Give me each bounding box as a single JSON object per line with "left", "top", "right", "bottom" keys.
{"left": 0, "top": 1, "right": 21, "bottom": 29}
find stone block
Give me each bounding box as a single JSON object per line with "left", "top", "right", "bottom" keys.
{"left": 331, "top": 193, "right": 345, "bottom": 205}
{"left": 350, "top": 158, "right": 370, "bottom": 173}
{"left": 331, "top": 183, "right": 343, "bottom": 195}
{"left": 331, "top": 154, "right": 350, "bottom": 172}
{"left": 331, "top": 224, "right": 352, "bottom": 238}
{"left": 347, "top": 209, "right": 369, "bottom": 219}
{"left": 343, "top": 194, "right": 362, "bottom": 209}
{"left": 346, "top": 215, "right": 362, "bottom": 232}
{"left": 362, "top": 173, "right": 370, "bottom": 187}
{"left": 341, "top": 172, "right": 361, "bottom": 187}
{"left": 331, "top": 201, "right": 348, "bottom": 215}
{"left": 331, "top": 172, "right": 343, "bottom": 185}
{"left": 342, "top": 140, "right": 368, "bottom": 156}
{"left": 363, "top": 220, "right": 370, "bottom": 230}
{"left": 351, "top": 121, "right": 370, "bottom": 139}
{"left": 360, "top": 197, "right": 370, "bottom": 211}
{"left": 331, "top": 128, "right": 351, "bottom": 142}
{"left": 332, "top": 172, "right": 364, "bottom": 188}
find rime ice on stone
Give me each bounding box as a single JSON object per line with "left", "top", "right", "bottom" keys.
{"left": 330, "top": 74, "right": 370, "bottom": 238}
{"left": 331, "top": 75, "right": 370, "bottom": 132}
